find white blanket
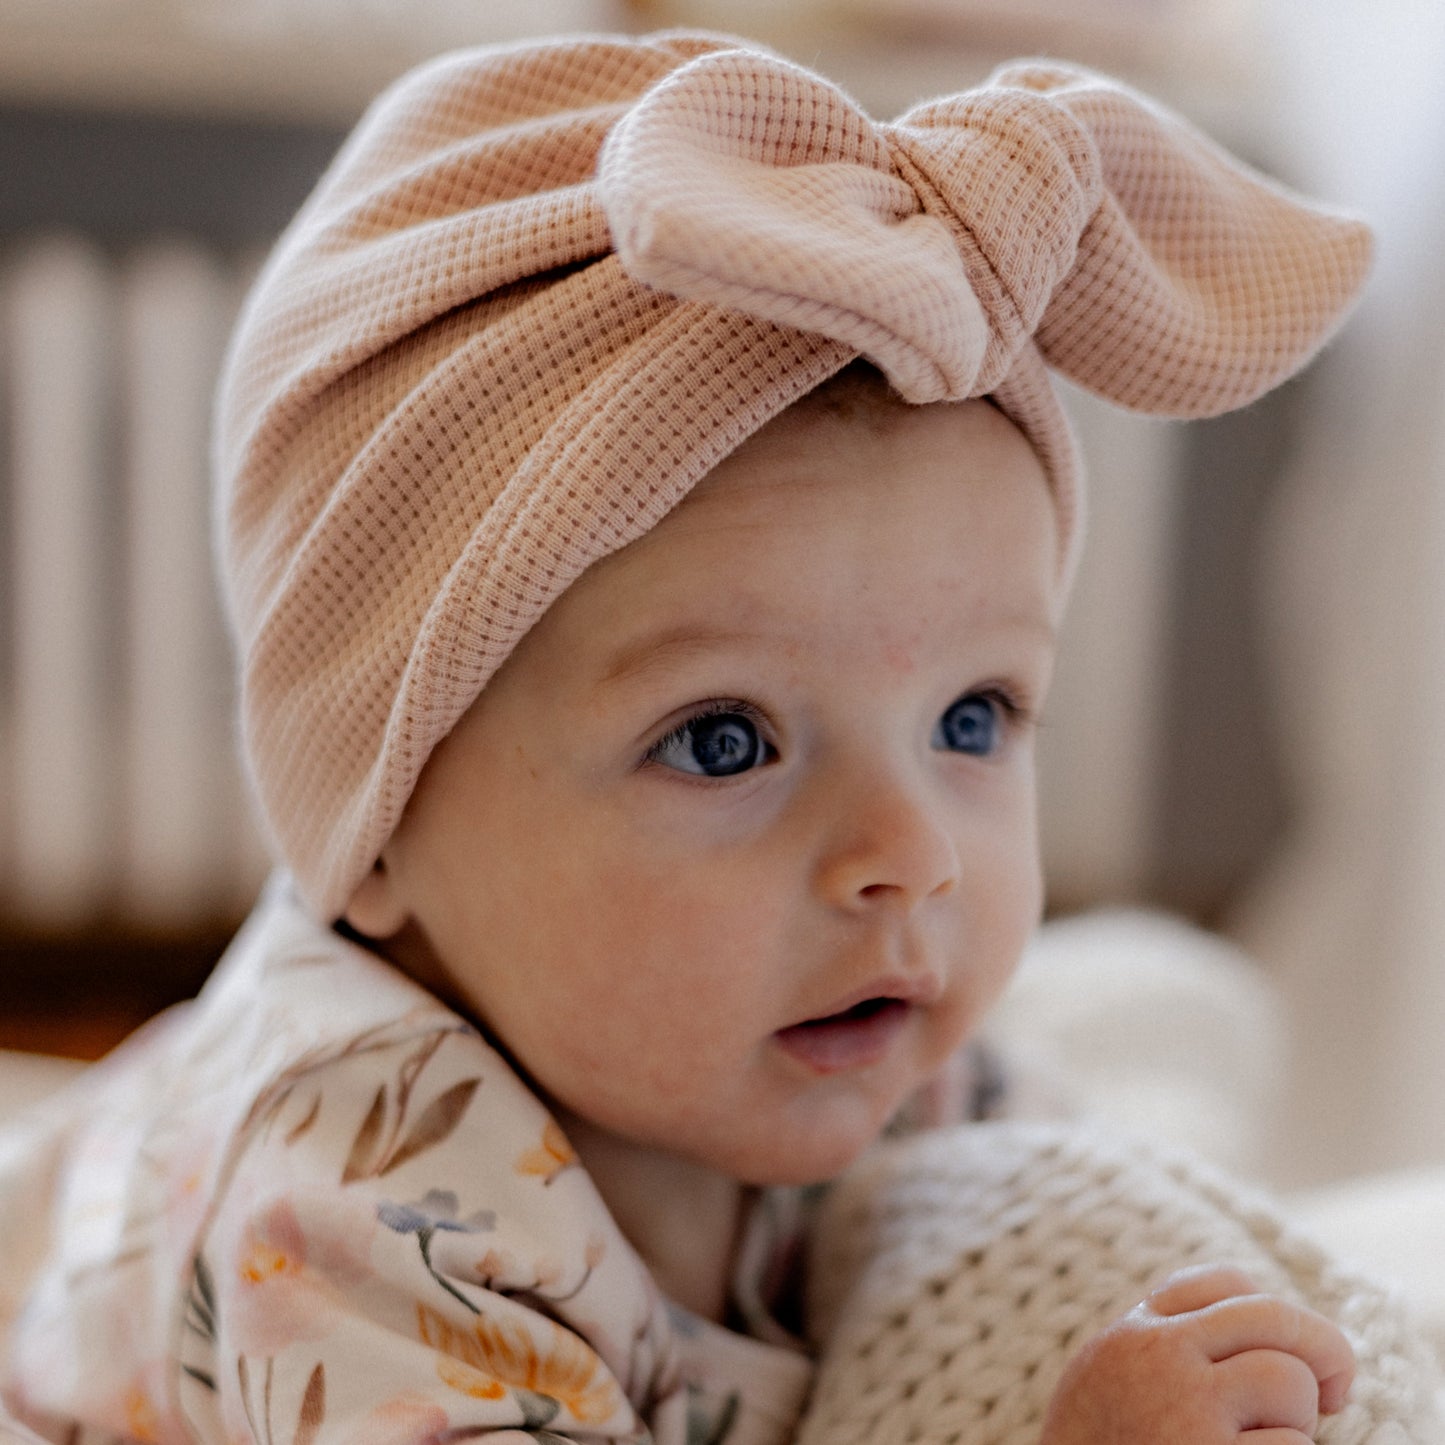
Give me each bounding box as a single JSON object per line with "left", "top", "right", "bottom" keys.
{"left": 803, "top": 1120, "right": 1443, "bottom": 1445}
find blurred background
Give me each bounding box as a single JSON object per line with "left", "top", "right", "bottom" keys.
{"left": 0, "top": 0, "right": 1440, "bottom": 1190}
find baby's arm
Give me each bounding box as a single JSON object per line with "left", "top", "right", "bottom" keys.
{"left": 1039, "top": 1265, "right": 1356, "bottom": 1444}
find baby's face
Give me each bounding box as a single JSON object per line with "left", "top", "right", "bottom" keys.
{"left": 355, "top": 392, "right": 1059, "bottom": 1186}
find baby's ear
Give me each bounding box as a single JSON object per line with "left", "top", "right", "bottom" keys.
{"left": 341, "top": 856, "right": 410, "bottom": 940}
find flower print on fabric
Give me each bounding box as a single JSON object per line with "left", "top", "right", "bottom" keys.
{"left": 688, "top": 1386, "right": 742, "bottom": 1445}
{"left": 227, "top": 1191, "right": 379, "bottom": 1357}
{"left": 515, "top": 1119, "right": 579, "bottom": 1186}
{"left": 231, "top": 1021, "right": 483, "bottom": 1188}
{"left": 185, "top": 1005, "right": 660, "bottom": 1444}
{"left": 236, "top": 1356, "right": 327, "bottom": 1445}
{"left": 417, "top": 1301, "right": 624, "bottom": 1427}
{"left": 351, "top": 1391, "right": 451, "bottom": 1445}
{"left": 6, "top": 884, "right": 813, "bottom": 1445}
{"left": 99, "top": 1359, "right": 186, "bottom": 1445}
{"left": 378, "top": 1187, "right": 497, "bottom": 1315}
{"left": 379, "top": 1185, "right": 607, "bottom": 1316}
{"left": 378, "top": 1188, "right": 497, "bottom": 1236}
{"left": 339, "top": 1056, "right": 482, "bottom": 1186}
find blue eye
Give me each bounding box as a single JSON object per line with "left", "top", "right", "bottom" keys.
{"left": 649, "top": 709, "right": 768, "bottom": 777}
{"left": 933, "top": 694, "right": 1003, "bottom": 756}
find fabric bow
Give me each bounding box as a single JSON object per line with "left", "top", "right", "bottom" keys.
{"left": 599, "top": 50, "right": 1371, "bottom": 414}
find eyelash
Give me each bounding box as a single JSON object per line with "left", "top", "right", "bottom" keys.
{"left": 644, "top": 697, "right": 772, "bottom": 769}
{"left": 974, "top": 685, "right": 1034, "bottom": 731}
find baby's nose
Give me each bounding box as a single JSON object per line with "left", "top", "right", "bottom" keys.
{"left": 813, "top": 776, "right": 961, "bottom": 913}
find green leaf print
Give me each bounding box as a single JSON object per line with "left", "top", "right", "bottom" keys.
{"left": 687, "top": 1387, "right": 739, "bottom": 1445}
{"left": 186, "top": 1253, "right": 218, "bottom": 1344}
{"left": 516, "top": 1389, "right": 562, "bottom": 1430}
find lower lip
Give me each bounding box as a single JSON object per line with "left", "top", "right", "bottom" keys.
{"left": 773, "top": 999, "right": 912, "bottom": 1075}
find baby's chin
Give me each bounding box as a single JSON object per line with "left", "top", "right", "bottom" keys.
{"left": 683, "top": 1099, "right": 904, "bottom": 1189}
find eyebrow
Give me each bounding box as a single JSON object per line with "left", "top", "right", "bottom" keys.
{"left": 594, "top": 625, "right": 766, "bottom": 691}
{"left": 594, "top": 608, "right": 1058, "bottom": 696}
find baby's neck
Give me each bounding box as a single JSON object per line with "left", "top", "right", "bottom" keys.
{"left": 554, "top": 1108, "right": 746, "bottom": 1323}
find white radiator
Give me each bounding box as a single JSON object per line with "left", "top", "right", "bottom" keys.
{"left": 1, "top": 235, "right": 270, "bottom": 932}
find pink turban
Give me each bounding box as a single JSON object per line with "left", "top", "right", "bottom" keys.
{"left": 214, "top": 31, "right": 1371, "bottom": 921}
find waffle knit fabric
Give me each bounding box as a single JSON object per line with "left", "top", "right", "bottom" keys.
{"left": 803, "top": 1121, "right": 1444, "bottom": 1445}
{"left": 214, "top": 31, "right": 1373, "bottom": 920}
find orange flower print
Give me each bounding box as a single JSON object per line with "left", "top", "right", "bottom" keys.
{"left": 122, "top": 1381, "right": 159, "bottom": 1444}
{"left": 239, "top": 1234, "right": 302, "bottom": 1286}
{"left": 230, "top": 1206, "right": 327, "bottom": 1356}
{"left": 417, "top": 1303, "right": 621, "bottom": 1425}
{"left": 515, "top": 1119, "right": 577, "bottom": 1185}
{"left": 110, "top": 1360, "right": 189, "bottom": 1445}
{"left": 357, "top": 1392, "right": 452, "bottom": 1445}
{"left": 219, "top": 1181, "right": 380, "bottom": 1357}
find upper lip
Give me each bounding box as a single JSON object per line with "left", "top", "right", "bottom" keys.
{"left": 782, "top": 971, "right": 945, "bottom": 1029}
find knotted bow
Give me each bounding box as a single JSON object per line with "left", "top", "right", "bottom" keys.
{"left": 600, "top": 50, "right": 1370, "bottom": 414}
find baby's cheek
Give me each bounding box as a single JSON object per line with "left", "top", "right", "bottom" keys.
{"left": 594, "top": 854, "right": 782, "bottom": 976}
{"left": 987, "top": 820, "right": 1044, "bottom": 944}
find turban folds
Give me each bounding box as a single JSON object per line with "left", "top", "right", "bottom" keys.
{"left": 214, "top": 32, "right": 1372, "bottom": 920}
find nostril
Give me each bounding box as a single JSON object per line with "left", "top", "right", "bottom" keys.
{"left": 854, "top": 875, "right": 953, "bottom": 902}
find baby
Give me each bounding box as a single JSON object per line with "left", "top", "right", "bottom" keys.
{"left": 0, "top": 29, "right": 1372, "bottom": 1445}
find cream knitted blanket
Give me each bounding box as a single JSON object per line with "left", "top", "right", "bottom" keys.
{"left": 803, "top": 1121, "right": 1443, "bottom": 1445}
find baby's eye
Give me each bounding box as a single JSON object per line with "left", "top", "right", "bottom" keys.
{"left": 648, "top": 708, "right": 769, "bottom": 777}
{"left": 932, "top": 692, "right": 1007, "bottom": 756}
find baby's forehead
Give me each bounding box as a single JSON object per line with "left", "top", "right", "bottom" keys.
{"left": 676, "top": 383, "right": 1049, "bottom": 520}
{"left": 560, "top": 390, "right": 1061, "bottom": 664}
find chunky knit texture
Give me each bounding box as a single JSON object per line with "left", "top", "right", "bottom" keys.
{"left": 803, "top": 1121, "right": 1443, "bottom": 1445}
{"left": 214, "top": 32, "right": 1373, "bottom": 920}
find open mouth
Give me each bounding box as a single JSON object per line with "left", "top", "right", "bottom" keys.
{"left": 773, "top": 997, "right": 911, "bottom": 1074}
